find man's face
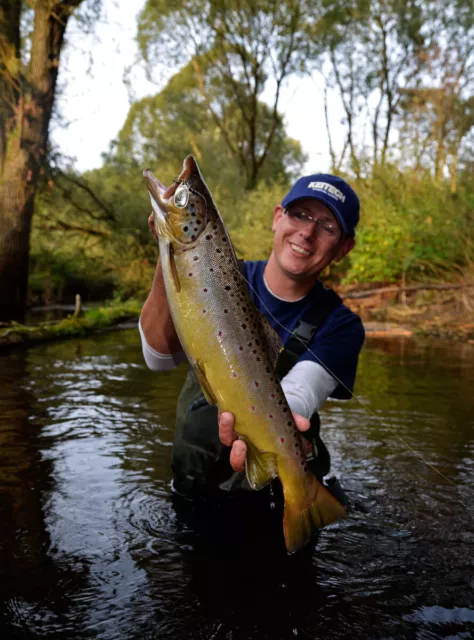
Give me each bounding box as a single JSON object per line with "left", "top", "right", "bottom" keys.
{"left": 271, "top": 198, "right": 355, "bottom": 281}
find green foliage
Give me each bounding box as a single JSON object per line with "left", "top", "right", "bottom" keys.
{"left": 229, "top": 179, "right": 290, "bottom": 259}
{"left": 343, "top": 167, "right": 472, "bottom": 283}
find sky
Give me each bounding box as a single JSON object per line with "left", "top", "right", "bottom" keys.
{"left": 51, "top": 0, "right": 344, "bottom": 175}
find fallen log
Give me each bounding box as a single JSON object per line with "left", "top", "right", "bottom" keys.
{"left": 0, "top": 300, "right": 141, "bottom": 351}
{"left": 342, "top": 283, "right": 474, "bottom": 300}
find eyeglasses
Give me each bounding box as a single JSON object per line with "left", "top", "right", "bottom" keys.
{"left": 284, "top": 208, "right": 341, "bottom": 241}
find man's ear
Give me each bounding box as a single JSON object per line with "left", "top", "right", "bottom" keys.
{"left": 272, "top": 204, "right": 284, "bottom": 232}
{"left": 335, "top": 236, "right": 355, "bottom": 262}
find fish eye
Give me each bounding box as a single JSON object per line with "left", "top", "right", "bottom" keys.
{"left": 174, "top": 184, "right": 189, "bottom": 208}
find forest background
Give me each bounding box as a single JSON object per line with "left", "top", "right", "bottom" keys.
{"left": 1, "top": 0, "right": 474, "bottom": 326}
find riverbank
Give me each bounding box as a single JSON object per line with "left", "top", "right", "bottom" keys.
{"left": 0, "top": 299, "right": 141, "bottom": 351}
{"left": 343, "top": 283, "right": 474, "bottom": 342}
{"left": 1, "top": 283, "right": 473, "bottom": 351}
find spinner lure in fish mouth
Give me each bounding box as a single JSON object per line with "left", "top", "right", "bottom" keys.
{"left": 143, "top": 157, "right": 209, "bottom": 245}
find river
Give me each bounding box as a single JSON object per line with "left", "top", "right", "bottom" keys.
{"left": 0, "top": 329, "right": 473, "bottom": 639}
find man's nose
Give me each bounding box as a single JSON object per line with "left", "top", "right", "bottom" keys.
{"left": 298, "top": 220, "right": 319, "bottom": 239}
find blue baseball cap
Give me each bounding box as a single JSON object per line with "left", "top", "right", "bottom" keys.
{"left": 281, "top": 173, "right": 360, "bottom": 237}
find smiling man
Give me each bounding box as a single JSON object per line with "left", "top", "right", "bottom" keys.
{"left": 139, "top": 172, "right": 364, "bottom": 510}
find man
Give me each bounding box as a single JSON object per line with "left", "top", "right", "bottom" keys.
{"left": 139, "top": 172, "right": 364, "bottom": 507}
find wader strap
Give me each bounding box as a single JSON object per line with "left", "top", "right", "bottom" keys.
{"left": 275, "top": 287, "right": 342, "bottom": 380}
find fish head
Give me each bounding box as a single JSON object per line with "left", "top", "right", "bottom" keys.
{"left": 143, "top": 156, "right": 215, "bottom": 246}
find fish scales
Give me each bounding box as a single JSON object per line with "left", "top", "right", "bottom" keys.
{"left": 144, "top": 155, "right": 346, "bottom": 552}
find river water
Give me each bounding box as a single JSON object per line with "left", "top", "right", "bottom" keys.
{"left": 0, "top": 329, "right": 473, "bottom": 639}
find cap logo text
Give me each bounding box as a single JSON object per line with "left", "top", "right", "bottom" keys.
{"left": 307, "top": 181, "right": 346, "bottom": 203}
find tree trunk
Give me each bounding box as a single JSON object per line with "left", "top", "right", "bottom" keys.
{"left": 0, "top": 1, "right": 84, "bottom": 321}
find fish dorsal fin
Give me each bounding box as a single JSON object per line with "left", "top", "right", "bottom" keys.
{"left": 257, "top": 311, "right": 284, "bottom": 370}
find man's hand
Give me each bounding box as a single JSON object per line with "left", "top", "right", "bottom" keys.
{"left": 148, "top": 213, "right": 158, "bottom": 240}
{"left": 218, "top": 411, "right": 311, "bottom": 473}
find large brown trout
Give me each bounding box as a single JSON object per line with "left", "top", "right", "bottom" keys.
{"left": 144, "top": 156, "right": 346, "bottom": 552}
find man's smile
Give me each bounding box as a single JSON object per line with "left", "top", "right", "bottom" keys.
{"left": 289, "top": 242, "right": 313, "bottom": 256}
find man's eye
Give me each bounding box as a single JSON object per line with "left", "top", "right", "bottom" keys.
{"left": 325, "top": 225, "right": 337, "bottom": 235}
{"left": 293, "top": 212, "right": 305, "bottom": 220}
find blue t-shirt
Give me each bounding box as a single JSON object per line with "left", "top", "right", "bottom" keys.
{"left": 244, "top": 260, "right": 365, "bottom": 400}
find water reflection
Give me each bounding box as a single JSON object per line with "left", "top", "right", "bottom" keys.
{"left": 0, "top": 330, "right": 473, "bottom": 639}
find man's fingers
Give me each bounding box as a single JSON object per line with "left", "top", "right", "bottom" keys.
{"left": 292, "top": 412, "right": 310, "bottom": 432}
{"left": 148, "top": 213, "right": 158, "bottom": 239}
{"left": 230, "top": 440, "right": 247, "bottom": 472}
{"left": 218, "top": 411, "right": 236, "bottom": 447}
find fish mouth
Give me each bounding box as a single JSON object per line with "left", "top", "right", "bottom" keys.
{"left": 143, "top": 156, "right": 201, "bottom": 221}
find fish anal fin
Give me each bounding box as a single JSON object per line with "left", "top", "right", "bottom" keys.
{"left": 194, "top": 360, "right": 217, "bottom": 405}
{"left": 241, "top": 436, "right": 278, "bottom": 490}
{"left": 169, "top": 243, "right": 181, "bottom": 293}
{"left": 283, "top": 476, "right": 347, "bottom": 554}
{"left": 257, "top": 311, "right": 283, "bottom": 370}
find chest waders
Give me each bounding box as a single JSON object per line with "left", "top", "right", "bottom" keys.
{"left": 171, "top": 281, "right": 343, "bottom": 500}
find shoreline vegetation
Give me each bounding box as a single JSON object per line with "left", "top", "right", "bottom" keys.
{"left": 0, "top": 299, "right": 142, "bottom": 351}
{"left": 1, "top": 282, "right": 473, "bottom": 352}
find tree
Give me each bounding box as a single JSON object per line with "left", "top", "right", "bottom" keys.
{"left": 137, "top": 0, "right": 318, "bottom": 189}
{"left": 320, "top": 0, "right": 424, "bottom": 175}
{"left": 109, "top": 59, "right": 306, "bottom": 196}
{"left": 0, "top": 0, "right": 100, "bottom": 320}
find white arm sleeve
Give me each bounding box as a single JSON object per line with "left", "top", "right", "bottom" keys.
{"left": 138, "top": 318, "right": 188, "bottom": 371}
{"left": 280, "top": 360, "right": 338, "bottom": 419}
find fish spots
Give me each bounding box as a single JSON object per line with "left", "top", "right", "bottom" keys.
{"left": 254, "top": 381, "right": 260, "bottom": 388}
{"left": 203, "top": 288, "right": 208, "bottom": 292}
{"left": 232, "top": 372, "right": 237, "bottom": 378}
{"left": 188, "top": 272, "right": 193, "bottom": 277}
{"left": 193, "top": 256, "right": 199, "bottom": 261}
{"left": 184, "top": 226, "right": 188, "bottom": 232}
{"left": 250, "top": 405, "right": 255, "bottom": 412}
{"left": 191, "top": 235, "right": 196, "bottom": 241}
{"left": 269, "top": 414, "right": 273, "bottom": 419}
{"left": 224, "top": 285, "right": 231, "bottom": 291}
{"left": 210, "top": 268, "right": 214, "bottom": 272}
{"left": 239, "top": 346, "right": 243, "bottom": 351}
{"left": 202, "top": 309, "right": 206, "bottom": 314}
{"left": 241, "top": 323, "right": 247, "bottom": 329}
{"left": 287, "top": 421, "right": 292, "bottom": 427}
{"left": 224, "top": 309, "right": 228, "bottom": 313}
{"left": 280, "top": 437, "right": 285, "bottom": 444}
{"left": 218, "top": 331, "right": 222, "bottom": 336}
{"left": 206, "top": 235, "right": 211, "bottom": 240}
{"left": 271, "top": 393, "right": 276, "bottom": 398}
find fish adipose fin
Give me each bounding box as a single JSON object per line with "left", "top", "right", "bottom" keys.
{"left": 168, "top": 243, "right": 181, "bottom": 293}
{"left": 241, "top": 437, "right": 278, "bottom": 490}
{"left": 194, "top": 360, "right": 217, "bottom": 405}
{"left": 257, "top": 312, "right": 284, "bottom": 370}
{"left": 283, "top": 477, "right": 347, "bottom": 554}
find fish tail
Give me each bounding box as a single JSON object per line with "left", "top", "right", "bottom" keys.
{"left": 283, "top": 475, "right": 347, "bottom": 554}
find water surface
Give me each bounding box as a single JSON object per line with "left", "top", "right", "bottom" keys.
{"left": 0, "top": 330, "right": 473, "bottom": 639}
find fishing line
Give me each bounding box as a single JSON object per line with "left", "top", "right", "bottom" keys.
{"left": 229, "top": 258, "right": 463, "bottom": 494}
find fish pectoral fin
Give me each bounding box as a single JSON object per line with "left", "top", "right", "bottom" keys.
{"left": 283, "top": 476, "right": 347, "bottom": 554}
{"left": 241, "top": 437, "right": 278, "bottom": 490}
{"left": 193, "top": 360, "right": 217, "bottom": 406}
{"left": 257, "top": 311, "right": 284, "bottom": 370}
{"left": 168, "top": 242, "right": 181, "bottom": 293}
